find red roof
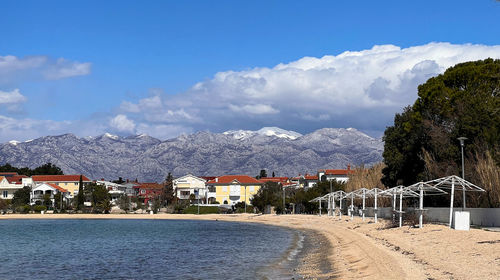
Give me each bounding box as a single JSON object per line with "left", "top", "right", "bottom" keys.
{"left": 6, "top": 175, "right": 27, "bottom": 184}
{"left": 304, "top": 175, "right": 318, "bottom": 180}
{"left": 134, "top": 182, "right": 164, "bottom": 189}
{"left": 47, "top": 183, "right": 68, "bottom": 193}
{"left": 32, "top": 175, "right": 91, "bottom": 182}
{"left": 0, "top": 172, "right": 19, "bottom": 177}
{"left": 207, "top": 175, "right": 263, "bottom": 185}
{"left": 260, "top": 177, "right": 290, "bottom": 184}
{"left": 321, "top": 169, "right": 355, "bottom": 175}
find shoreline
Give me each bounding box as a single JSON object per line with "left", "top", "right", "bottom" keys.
{"left": 2, "top": 213, "right": 499, "bottom": 279}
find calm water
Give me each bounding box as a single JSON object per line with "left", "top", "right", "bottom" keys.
{"left": 0, "top": 219, "right": 300, "bottom": 279}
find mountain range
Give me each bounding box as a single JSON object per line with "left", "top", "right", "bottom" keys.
{"left": 0, "top": 127, "right": 383, "bottom": 182}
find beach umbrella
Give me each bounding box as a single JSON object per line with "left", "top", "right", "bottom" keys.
{"left": 380, "top": 186, "right": 418, "bottom": 227}
{"left": 379, "top": 186, "right": 404, "bottom": 224}
{"left": 352, "top": 188, "right": 371, "bottom": 221}
{"left": 366, "top": 188, "right": 385, "bottom": 223}
{"left": 423, "top": 175, "right": 485, "bottom": 228}
{"left": 405, "top": 182, "right": 447, "bottom": 228}
{"left": 309, "top": 196, "right": 328, "bottom": 216}
{"left": 333, "top": 190, "right": 347, "bottom": 219}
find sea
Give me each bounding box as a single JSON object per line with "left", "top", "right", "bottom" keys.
{"left": 0, "top": 219, "right": 304, "bottom": 279}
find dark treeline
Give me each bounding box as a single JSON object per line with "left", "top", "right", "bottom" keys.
{"left": 0, "top": 162, "right": 64, "bottom": 176}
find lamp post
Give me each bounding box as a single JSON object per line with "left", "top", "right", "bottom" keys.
{"left": 458, "top": 137, "right": 467, "bottom": 209}
{"left": 282, "top": 185, "right": 285, "bottom": 214}
{"left": 244, "top": 185, "right": 247, "bottom": 214}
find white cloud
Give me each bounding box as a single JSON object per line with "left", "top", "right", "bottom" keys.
{"left": 109, "top": 114, "right": 136, "bottom": 133}
{"left": 43, "top": 58, "right": 91, "bottom": 80}
{"left": 119, "top": 42, "right": 500, "bottom": 136}
{"left": 0, "top": 89, "right": 27, "bottom": 104}
{"left": 0, "top": 54, "right": 91, "bottom": 84}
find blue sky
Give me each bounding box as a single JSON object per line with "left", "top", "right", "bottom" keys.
{"left": 1, "top": 0, "right": 500, "bottom": 142}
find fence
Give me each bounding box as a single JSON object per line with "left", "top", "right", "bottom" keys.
{"left": 357, "top": 206, "right": 500, "bottom": 227}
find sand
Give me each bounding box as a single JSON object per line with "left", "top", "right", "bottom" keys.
{"left": 2, "top": 213, "right": 499, "bottom": 279}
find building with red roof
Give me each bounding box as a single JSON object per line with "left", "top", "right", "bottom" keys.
{"left": 134, "top": 182, "right": 164, "bottom": 204}
{"left": 32, "top": 175, "right": 91, "bottom": 197}
{"left": 206, "top": 175, "right": 263, "bottom": 205}
{"left": 30, "top": 182, "right": 69, "bottom": 207}
{"left": 318, "top": 165, "right": 354, "bottom": 183}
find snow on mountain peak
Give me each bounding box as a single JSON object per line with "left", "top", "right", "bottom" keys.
{"left": 223, "top": 127, "right": 302, "bottom": 140}
{"left": 103, "top": 133, "right": 119, "bottom": 140}
{"left": 8, "top": 140, "right": 20, "bottom": 146}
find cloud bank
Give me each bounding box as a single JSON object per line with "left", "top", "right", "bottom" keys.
{"left": 117, "top": 42, "right": 500, "bottom": 138}
{"left": 1, "top": 42, "right": 500, "bottom": 142}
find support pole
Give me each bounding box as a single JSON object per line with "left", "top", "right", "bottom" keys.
{"left": 339, "top": 194, "right": 342, "bottom": 219}
{"left": 327, "top": 194, "right": 331, "bottom": 217}
{"left": 333, "top": 193, "right": 336, "bottom": 218}
{"left": 374, "top": 189, "right": 378, "bottom": 223}
{"left": 449, "top": 177, "right": 455, "bottom": 228}
{"left": 393, "top": 193, "right": 396, "bottom": 223}
{"left": 350, "top": 193, "right": 354, "bottom": 221}
{"left": 362, "top": 189, "right": 366, "bottom": 221}
{"left": 419, "top": 185, "right": 424, "bottom": 229}
{"left": 399, "top": 186, "right": 403, "bottom": 228}
{"left": 319, "top": 199, "right": 322, "bottom": 216}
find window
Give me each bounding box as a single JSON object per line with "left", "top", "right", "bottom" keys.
{"left": 2, "top": 191, "right": 7, "bottom": 198}
{"left": 141, "top": 190, "right": 146, "bottom": 194}
{"left": 181, "top": 191, "right": 190, "bottom": 196}
{"left": 208, "top": 186, "right": 216, "bottom": 192}
{"left": 249, "top": 186, "right": 255, "bottom": 192}
{"left": 222, "top": 186, "right": 228, "bottom": 192}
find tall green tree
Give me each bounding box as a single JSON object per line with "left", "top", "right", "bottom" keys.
{"left": 382, "top": 58, "right": 500, "bottom": 187}
{"left": 163, "top": 173, "right": 174, "bottom": 205}
{"left": 76, "top": 175, "right": 85, "bottom": 210}
{"left": 12, "top": 186, "right": 31, "bottom": 206}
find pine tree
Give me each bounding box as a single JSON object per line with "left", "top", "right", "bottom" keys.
{"left": 163, "top": 173, "right": 174, "bottom": 205}
{"left": 77, "top": 175, "right": 84, "bottom": 210}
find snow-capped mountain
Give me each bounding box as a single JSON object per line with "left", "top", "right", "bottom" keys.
{"left": 0, "top": 127, "right": 383, "bottom": 182}
{"left": 223, "top": 127, "right": 303, "bottom": 140}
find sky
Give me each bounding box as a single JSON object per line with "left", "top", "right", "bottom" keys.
{"left": 1, "top": 0, "right": 500, "bottom": 142}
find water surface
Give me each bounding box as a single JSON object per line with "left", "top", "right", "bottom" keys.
{"left": 0, "top": 219, "right": 297, "bottom": 279}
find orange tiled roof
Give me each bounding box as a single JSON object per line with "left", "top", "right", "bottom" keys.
{"left": 135, "top": 182, "right": 164, "bottom": 189}
{"left": 207, "top": 175, "right": 263, "bottom": 185}
{"left": 6, "top": 175, "right": 27, "bottom": 184}
{"left": 0, "top": 172, "right": 18, "bottom": 177}
{"left": 32, "top": 175, "right": 91, "bottom": 182}
{"left": 321, "top": 169, "right": 355, "bottom": 175}
{"left": 46, "top": 183, "right": 68, "bottom": 193}
{"left": 304, "top": 175, "right": 318, "bottom": 180}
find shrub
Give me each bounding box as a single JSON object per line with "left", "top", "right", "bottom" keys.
{"left": 33, "top": 205, "right": 47, "bottom": 213}
{"left": 15, "top": 204, "right": 30, "bottom": 214}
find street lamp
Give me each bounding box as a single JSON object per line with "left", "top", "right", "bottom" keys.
{"left": 282, "top": 185, "right": 285, "bottom": 214}
{"left": 244, "top": 185, "right": 247, "bottom": 214}
{"left": 329, "top": 180, "right": 333, "bottom": 216}
{"left": 458, "top": 137, "right": 467, "bottom": 209}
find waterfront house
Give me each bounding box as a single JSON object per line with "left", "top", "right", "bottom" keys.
{"left": 32, "top": 175, "right": 91, "bottom": 198}
{"left": 0, "top": 175, "right": 32, "bottom": 200}
{"left": 96, "top": 180, "right": 127, "bottom": 204}
{"left": 134, "top": 182, "right": 163, "bottom": 204}
{"left": 304, "top": 174, "right": 318, "bottom": 188}
{"left": 317, "top": 165, "right": 354, "bottom": 183}
{"left": 30, "top": 183, "right": 69, "bottom": 207}
{"left": 173, "top": 174, "right": 209, "bottom": 202}
{"left": 206, "top": 175, "right": 263, "bottom": 205}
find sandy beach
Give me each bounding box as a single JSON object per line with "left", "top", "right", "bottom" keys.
{"left": 2, "top": 213, "right": 499, "bottom": 279}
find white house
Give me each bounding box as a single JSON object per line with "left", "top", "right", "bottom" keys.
{"left": 0, "top": 174, "right": 32, "bottom": 200}
{"left": 96, "top": 180, "right": 127, "bottom": 204}
{"left": 173, "top": 174, "right": 210, "bottom": 203}
{"left": 317, "top": 165, "right": 354, "bottom": 183}
{"left": 30, "top": 183, "right": 69, "bottom": 207}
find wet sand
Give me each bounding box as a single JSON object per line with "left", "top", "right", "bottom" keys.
{"left": 2, "top": 213, "right": 499, "bottom": 279}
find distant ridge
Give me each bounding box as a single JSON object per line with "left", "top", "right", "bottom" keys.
{"left": 0, "top": 127, "right": 383, "bottom": 182}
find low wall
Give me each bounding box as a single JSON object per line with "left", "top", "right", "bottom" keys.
{"left": 359, "top": 207, "right": 500, "bottom": 227}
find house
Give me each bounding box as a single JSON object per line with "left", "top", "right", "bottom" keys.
{"left": 134, "top": 182, "right": 163, "bottom": 204}
{"left": 173, "top": 174, "right": 208, "bottom": 202}
{"left": 317, "top": 165, "right": 354, "bottom": 183}
{"left": 0, "top": 175, "right": 32, "bottom": 200}
{"left": 32, "top": 175, "right": 91, "bottom": 197}
{"left": 304, "top": 174, "right": 319, "bottom": 188}
{"left": 30, "top": 183, "right": 69, "bottom": 207}
{"left": 96, "top": 180, "right": 128, "bottom": 204}
{"left": 206, "top": 175, "right": 263, "bottom": 205}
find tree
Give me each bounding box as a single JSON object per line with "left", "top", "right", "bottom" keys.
{"left": 382, "top": 59, "right": 500, "bottom": 187}
{"left": 12, "top": 186, "right": 31, "bottom": 206}
{"left": 0, "top": 162, "right": 64, "bottom": 176}
{"left": 86, "top": 183, "right": 111, "bottom": 213}
{"left": 272, "top": 171, "right": 275, "bottom": 178}
{"left": 256, "top": 169, "right": 267, "bottom": 179}
{"left": 54, "top": 192, "right": 63, "bottom": 210}
{"left": 76, "top": 175, "right": 84, "bottom": 210}
{"left": 163, "top": 173, "right": 174, "bottom": 205}
{"left": 251, "top": 182, "right": 281, "bottom": 213}
{"left": 113, "top": 177, "right": 125, "bottom": 184}
{"left": 118, "top": 194, "right": 130, "bottom": 213}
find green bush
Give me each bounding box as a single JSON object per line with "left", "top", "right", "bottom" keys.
{"left": 15, "top": 204, "right": 31, "bottom": 213}
{"left": 33, "top": 205, "right": 47, "bottom": 212}
{"left": 182, "top": 205, "right": 220, "bottom": 214}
